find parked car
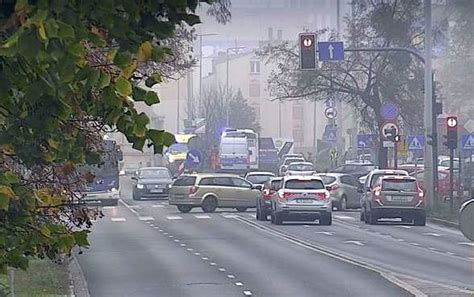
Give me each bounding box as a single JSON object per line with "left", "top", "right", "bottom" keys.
{"left": 286, "top": 162, "right": 316, "bottom": 176}
{"left": 279, "top": 157, "right": 305, "bottom": 176}
{"left": 256, "top": 177, "right": 282, "bottom": 221}
{"left": 316, "top": 173, "right": 361, "bottom": 210}
{"left": 120, "top": 163, "right": 140, "bottom": 175}
{"left": 360, "top": 175, "right": 426, "bottom": 225}
{"left": 271, "top": 176, "right": 332, "bottom": 225}
{"left": 244, "top": 172, "right": 275, "bottom": 187}
{"left": 132, "top": 167, "right": 173, "bottom": 200}
{"left": 169, "top": 173, "right": 261, "bottom": 213}
{"left": 333, "top": 162, "right": 376, "bottom": 178}
{"left": 359, "top": 169, "right": 410, "bottom": 221}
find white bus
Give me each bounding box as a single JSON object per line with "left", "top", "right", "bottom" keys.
{"left": 223, "top": 129, "right": 259, "bottom": 170}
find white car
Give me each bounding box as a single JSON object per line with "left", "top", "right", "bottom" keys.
{"left": 271, "top": 176, "right": 332, "bottom": 225}
{"left": 286, "top": 162, "right": 316, "bottom": 176}
{"left": 244, "top": 171, "right": 275, "bottom": 187}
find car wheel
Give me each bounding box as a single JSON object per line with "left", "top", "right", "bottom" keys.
{"left": 201, "top": 196, "right": 218, "bottom": 213}
{"left": 320, "top": 213, "right": 332, "bottom": 225}
{"left": 367, "top": 210, "right": 378, "bottom": 225}
{"left": 274, "top": 212, "right": 283, "bottom": 225}
{"left": 132, "top": 192, "right": 140, "bottom": 201}
{"left": 339, "top": 196, "right": 347, "bottom": 211}
{"left": 177, "top": 205, "right": 192, "bottom": 213}
{"left": 414, "top": 213, "right": 426, "bottom": 226}
{"left": 256, "top": 206, "right": 261, "bottom": 220}
{"left": 236, "top": 207, "right": 247, "bottom": 212}
{"left": 360, "top": 210, "right": 365, "bottom": 221}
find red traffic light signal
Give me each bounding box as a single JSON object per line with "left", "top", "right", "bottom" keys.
{"left": 446, "top": 116, "right": 458, "bottom": 149}
{"left": 299, "top": 33, "right": 316, "bottom": 70}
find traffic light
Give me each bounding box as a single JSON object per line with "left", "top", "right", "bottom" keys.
{"left": 394, "top": 135, "right": 401, "bottom": 142}
{"left": 446, "top": 116, "right": 458, "bottom": 149}
{"left": 299, "top": 33, "right": 316, "bottom": 70}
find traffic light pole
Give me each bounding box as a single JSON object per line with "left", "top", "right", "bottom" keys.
{"left": 449, "top": 148, "right": 454, "bottom": 212}
{"left": 394, "top": 143, "right": 398, "bottom": 169}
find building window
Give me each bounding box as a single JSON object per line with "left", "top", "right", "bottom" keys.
{"left": 250, "top": 61, "right": 260, "bottom": 74}
{"left": 249, "top": 79, "right": 260, "bottom": 97}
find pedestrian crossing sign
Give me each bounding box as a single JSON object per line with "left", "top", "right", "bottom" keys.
{"left": 408, "top": 135, "right": 424, "bottom": 150}
{"left": 461, "top": 134, "right": 474, "bottom": 151}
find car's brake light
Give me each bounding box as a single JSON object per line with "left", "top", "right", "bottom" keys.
{"left": 189, "top": 185, "right": 199, "bottom": 195}
{"left": 372, "top": 187, "right": 381, "bottom": 202}
{"left": 417, "top": 188, "right": 424, "bottom": 200}
{"left": 317, "top": 191, "right": 330, "bottom": 201}
{"left": 328, "top": 184, "right": 340, "bottom": 191}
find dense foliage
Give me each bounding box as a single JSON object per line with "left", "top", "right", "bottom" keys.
{"left": 0, "top": 0, "right": 229, "bottom": 274}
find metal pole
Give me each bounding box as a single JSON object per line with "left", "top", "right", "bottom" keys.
{"left": 394, "top": 142, "right": 398, "bottom": 169}
{"left": 458, "top": 150, "right": 462, "bottom": 205}
{"left": 226, "top": 49, "right": 230, "bottom": 126}
{"left": 176, "top": 79, "right": 180, "bottom": 133}
{"left": 313, "top": 101, "right": 317, "bottom": 156}
{"left": 337, "top": 0, "right": 341, "bottom": 37}
{"left": 279, "top": 100, "right": 282, "bottom": 137}
{"left": 9, "top": 269, "right": 14, "bottom": 297}
{"left": 450, "top": 148, "right": 454, "bottom": 212}
{"left": 198, "top": 34, "right": 203, "bottom": 119}
{"left": 431, "top": 73, "right": 439, "bottom": 209}
{"left": 423, "top": 0, "right": 434, "bottom": 211}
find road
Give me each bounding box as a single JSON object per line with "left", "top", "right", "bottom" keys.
{"left": 76, "top": 177, "right": 474, "bottom": 297}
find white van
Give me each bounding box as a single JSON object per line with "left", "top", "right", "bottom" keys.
{"left": 219, "top": 136, "right": 250, "bottom": 172}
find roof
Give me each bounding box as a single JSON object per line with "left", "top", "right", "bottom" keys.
{"left": 370, "top": 169, "right": 408, "bottom": 175}
{"left": 140, "top": 167, "right": 169, "bottom": 170}
{"left": 283, "top": 175, "right": 323, "bottom": 181}
{"left": 378, "top": 175, "right": 416, "bottom": 180}
{"left": 316, "top": 172, "right": 348, "bottom": 177}
{"left": 181, "top": 173, "right": 241, "bottom": 178}
{"left": 288, "top": 162, "right": 313, "bottom": 166}
{"left": 245, "top": 172, "right": 275, "bottom": 176}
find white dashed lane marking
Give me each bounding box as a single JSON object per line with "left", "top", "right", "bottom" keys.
{"left": 194, "top": 215, "right": 211, "bottom": 219}
{"left": 227, "top": 274, "right": 235, "bottom": 279}
{"left": 102, "top": 206, "right": 116, "bottom": 210}
{"left": 243, "top": 291, "right": 253, "bottom": 296}
{"left": 458, "top": 242, "right": 474, "bottom": 247}
{"left": 111, "top": 217, "right": 126, "bottom": 222}
{"left": 152, "top": 204, "right": 165, "bottom": 208}
{"left": 139, "top": 216, "right": 155, "bottom": 221}
{"left": 218, "top": 268, "right": 226, "bottom": 272}
{"left": 410, "top": 242, "right": 420, "bottom": 246}
{"left": 344, "top": 240, "right": 365, "bottom": 246}
{"left": 167, "top": 216, "right": 183, "bottom": 220}
{"left": 395, "top": 225, "right": 412, "bottom": 229}
{"left": 423, "top": 232, "right": 441, "bottom": 237}
{"left": 234, "top": 282, "right": 243, "bottom": 287}
{"left": 334, "top": 215, "right": 356, "bottom": 220}
{"left": 315, "top": 231, "right": 334, "bottom": 236}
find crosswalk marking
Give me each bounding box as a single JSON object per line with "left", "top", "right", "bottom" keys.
{"left": 395, "top": 225, "right": 412, "bottom": 229}
{"left": 334, "top": 215, "right": 355, "bottom": 220}
{"left": 152, "top": 205, "right": 165, "bottom": 208}
{"left": 344, "top": 240, "right": 365, "bottom": 246}
{"left": 102, "top": 206, "right": 116, "bottom": 210}
{"left": 111, "top": 217, "right": 126, "bottom": 222}
{"left": 423, "top": 232, "right": 441, "bottom": 237}
{"left": 166, "top": 216, "right": 183, "bottom": 220}
{"left": 194, "top": 215, "right": 211, "bottom": 219}
{"left": 246, "top": 213, "right": 255, "bottom": 218}
{"left": 139, "top": 216, "right": 155, "bottom": 221}
{"left": 222, "top": 214, "right": 238, "bottom": 218}
{"left": 458, "top": 242, "right": 474, "bottom": 247}
{"left": 315, "top": 231, "right": 334, "bottom": 236}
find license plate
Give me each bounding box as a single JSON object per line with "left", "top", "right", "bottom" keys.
{"left": 387, "top": 195, "right": 410, "bottom": 202}
{"left": 150, "top": 189, "right": 163, "bottom": 193}
{"left": 296, "top": 198, "right": 314, "bottom": 203}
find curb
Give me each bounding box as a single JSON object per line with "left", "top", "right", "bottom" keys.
{"left": 68, "top": 252, "right": 90, "bottom": 297}
{"left": 428, "top": 217, "right": 459, "bottom": 229}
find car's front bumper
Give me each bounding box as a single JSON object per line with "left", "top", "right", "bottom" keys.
{"left": 82, "top": 190, "right": 120, "bottom": 206}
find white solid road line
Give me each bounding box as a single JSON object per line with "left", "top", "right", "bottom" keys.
{"left": 166, "top": 216, "right": 183, "bottom": 220}
{"left": 151, "top": 204, "right": 165, "bottom": 208}
{"left": 344, "top": 240, "right": 365, "bottom": 246}
{"left": 243, "top": 290, "right": 253, "bottom": 296}
{"left": 423, "top": 232, "right": 441, "bottom": 237}
{"left": 315, "top": 231, "right": 334, "bottom": 236}
{"left": 194, "top": 215, "right": 211, "bottom": 219}
{"left": 395, "top": 225, "right": 412, "bottom": 229}
{"left": 110, "top": 217, "right": 126, "bottom": 222}
{"left": 457, "top": 242, "right": 474, "bottom": 247}
{"left": 119, "top": 199, "right": 138, "bottom": 215}
{"left": 102, "top": 206, "right": 116, "bottom": 210}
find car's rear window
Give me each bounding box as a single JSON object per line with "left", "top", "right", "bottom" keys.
{"left": 284, "top": 158, "right": 305, "bottom": 165}
{"left": 288, "top": 164, "right": 313, "bottom": 171}
{"left": 246, "top": 175, "right": 274, "bottom": 184}
{"left": 285, "top": 179, "right": 324, "bottom": 190}
{"left": 382, "top": 179, "right": 416, "bottom": 192}
{"left": 318, "top": 175, "right": 337, "bottom": 185}
{"left": 371, "top": 173, "right": 405, "bottom": 187}
{"left": 270, "top": 179, "right": 282, "bottom": 190}
{"left": 173, "top": 176, "right": 196, "bottom": 186}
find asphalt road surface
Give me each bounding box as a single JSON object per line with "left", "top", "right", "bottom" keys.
{"left": 76, "top": 178, "right": 474, "bottom": 297}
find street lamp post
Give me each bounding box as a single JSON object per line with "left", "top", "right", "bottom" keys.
{"left": 225, "top": 46, "right": 246, "bottom": 126}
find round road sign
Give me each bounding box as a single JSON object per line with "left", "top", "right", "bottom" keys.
{"left": 325, "top": 107, "right": 337, "bottom": 119}
{"left": 381, "top": 122, "right": 399, "bottom": 138}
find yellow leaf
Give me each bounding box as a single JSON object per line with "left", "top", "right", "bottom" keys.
{"left": 106, "top": 48, "right": 118, "bottom": 63}
{"left": 0, "top": 185, "right": 15, "bottom": 210}
{"left": 137, "top": 41, "right": 153, "bottom": 62}
{"left": 121, "top": 62, "right": 137, "bottom": 79}
{"left": 36, "top": 22, "right": 47, "bottom": 42}
{"left": 47, "top": 138, "right": 59, "bottom": 150}
{"left": 41, "top": 151, "right": 56, "bottom": 162}
{"left": 35, "top": 189, "right": 52, "bottom": 206}
{"left": 1, "top": 144, "right": 15, "bottom": 155}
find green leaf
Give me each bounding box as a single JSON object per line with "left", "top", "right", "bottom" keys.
{"left": 163, "top": 132, "right": 176, "bottom": 147}
{"left": 73, "top": 230, "right": 90, "bottom": 247}
{"left": 147, "top": 129, "right": 164, "bottom": 144}
{"left": 181, "top": 14, "right": 201, "bottom": 26}
{"left": 151, "top": 46, "right": 171, "bottom": 63}
{"left": 44, "top": 18, "right": 59, "bottom": 38}
{"left": 0, "top": 185, "right": 15, "bottom": 210}
{"left": 85, "top": 151, "right": 101, "bottom": 164}
{"left": 56, "top": 21, "right": 75, "bottom": 39}
{"left": 98, "top": 72, "right": 111, "bottom": 89}
{"left": 115, "top": 76, "right": 132, "bottom": 97}
{"left": 131, "top": 137, "right": 146, "bottom": 151}
{"left": 103, "top": 87, "right": 121, "bottom": 108}
{"left": 67, "top": 42, "right": 85, "bottom": 57}
{"left": 133, "top": 112, "right": 150, "bottom": 137}
{"left": 145, "top": 73, "right": 162, "bottom": 88}
{"left": 114, "top": 52, "right": 131, "bottom": 69}
{"left": 3, "top": 171, "right": 19, "bottom": 184}
{"left": 144, "top": 91, "right": 159, "bottom": 105}
{"left": 39, "top": 225, "right": 51, "bottom": 238}
{"left": 153, "top": 144, "right": 164, "bottom": 154}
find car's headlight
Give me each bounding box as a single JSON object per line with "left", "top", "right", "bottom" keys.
{"left": 137, "top": 184, "right": 144, "bottom": 189}
{"left": 108, "top": 187, "right": 118, "bottom": 192}
{"left": 119, "top": 170, "right": 125, "bottom": 175}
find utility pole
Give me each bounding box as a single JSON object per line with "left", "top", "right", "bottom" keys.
{"left": 176, "top": 79, "right": 180, "bottom": 134}
{"left": 423, "top": 0, "right": 434, "bottom": 211}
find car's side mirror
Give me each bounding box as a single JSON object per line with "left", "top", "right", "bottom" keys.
{"left": 253, "top": 185, "right": 263, "bottom": 191}
{"left": 131, "top": 176, "right": 138, "bottom": 181}
{"left": 326, "top": 186, "right": 332, "bottom": 191}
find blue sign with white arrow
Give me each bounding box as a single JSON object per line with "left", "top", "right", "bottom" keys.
{"left": 318, "top": 41, "right": 344, "bottom": 61}
{"left": 461, "top": 134, "right": 474, "bottom": 151}
{"left": 408, "top": 135, "right": 425, "bottom": 150}
{"left": 186, "top": 149, "right": 202, "bottom": 167}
